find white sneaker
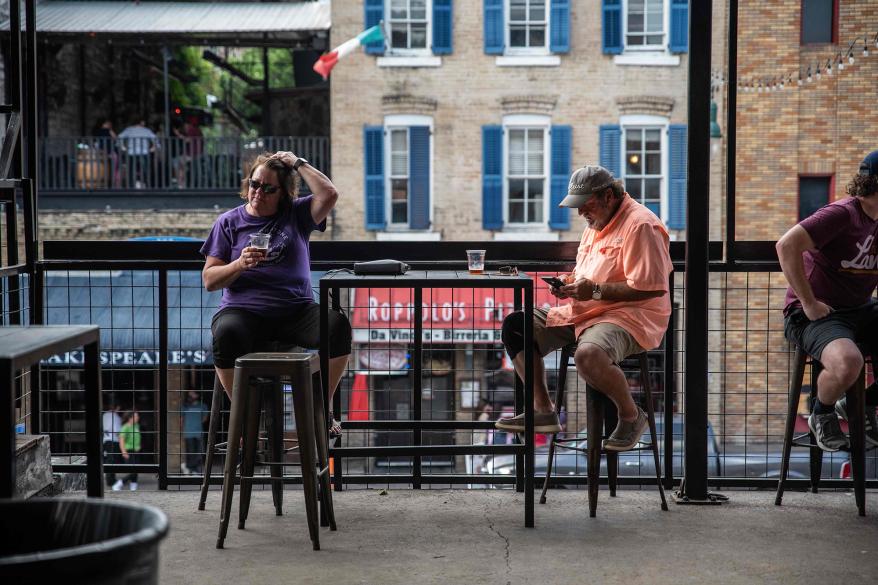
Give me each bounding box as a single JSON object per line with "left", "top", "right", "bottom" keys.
{"left": 129, "top": 482, "right": 138, "bottom": 491}
{"left": 180, "top": 463, "right": 190, "bottom": 475}
{"left": 112, "top": 480, "right": 123, "bottom": 491}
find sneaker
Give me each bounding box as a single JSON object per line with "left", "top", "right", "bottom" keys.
{"left": 111, "top": 479, "right": 124, "bottom": 491}
{"left": 834, "top": 397, "right": 878, "bottom": 448}
{"left": 809, "top": 410, "right": 850, "bottom": 452}
{"left": 129, "top": 482, "right": 138, "bottom": 491}
{"left": 180, "top": 463, "right": 191, "bottom": 475}
{"left": 603, "top": 408, "right": 649, "bottom": 452}
{"left": 494, "top": 411, "right": 561, "bottom": 433}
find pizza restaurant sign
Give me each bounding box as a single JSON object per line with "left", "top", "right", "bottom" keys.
{"left": 351, "top": 281, "right": 559, "bottom": 342}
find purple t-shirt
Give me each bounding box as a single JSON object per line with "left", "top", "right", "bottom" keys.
{"left": 200, "top": 196, "right": 325, "bottom": 315}
{"left": 784, "top": 197, "right": 878, "bottom": 314}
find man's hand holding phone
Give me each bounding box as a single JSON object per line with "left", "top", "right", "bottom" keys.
{"left": 542, "top": 275, "right": 571, "bottom": 298}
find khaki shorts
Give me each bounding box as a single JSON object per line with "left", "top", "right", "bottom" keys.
{"left": 531, "top": 308, "right": 644, "bottom": 365}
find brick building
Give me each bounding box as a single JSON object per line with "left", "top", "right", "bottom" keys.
{"left": 329, "top": 0, "right": 693, "bottom": 242}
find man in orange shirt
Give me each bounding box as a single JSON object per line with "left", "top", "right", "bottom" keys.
{"left": 496, "top": 165, "right": 673, "bottom": 451}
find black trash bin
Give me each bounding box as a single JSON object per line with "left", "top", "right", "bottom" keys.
{"left": 0, "top": 498, "right": 169, "bottom": 585}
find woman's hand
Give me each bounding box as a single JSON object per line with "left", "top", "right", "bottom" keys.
{"left": 237, "top": 246, "right": 266, "bottom": 270}
{"left": 271, "top": 151, "right": 298, "bottom": 167}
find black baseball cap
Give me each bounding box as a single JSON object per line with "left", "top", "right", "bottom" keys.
{"left": 860, "top": 150, "right": 878, "bottom": 177}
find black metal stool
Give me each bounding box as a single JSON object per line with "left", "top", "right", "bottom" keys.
{"left": 198, "top": 343, "right": 302, "bottom": 512}
{"left": 216, "top": 352, "right": 335, "bottom": 550}
{"left": 539, "top": 345, "right": 668, "bottom": 517}
{"left": 775, "top": 344, "right": 868, "bottom": 516}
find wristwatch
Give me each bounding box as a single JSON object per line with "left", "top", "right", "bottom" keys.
{"left": 591, "top": 282, "right": 603, "bottom": 300}
{"left": 292, "top": 157, "right": 309, "bottom": 172}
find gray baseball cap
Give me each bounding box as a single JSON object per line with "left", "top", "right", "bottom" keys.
{"left": 558, "top": 165, "right": 616, "bottom": 208}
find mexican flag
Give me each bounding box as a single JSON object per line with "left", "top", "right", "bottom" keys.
{"left": 312, "top": 25, "right": 385, "bottom": 80}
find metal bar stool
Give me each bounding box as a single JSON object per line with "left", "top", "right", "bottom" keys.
{"left": 216, "top": 352, "right": 335, "bottom": 550}
{"left": 199, "top": 344, "right": 302, "bottom": 512}
{"left": 775, "top": 344, "right": 868, "bottom": 516}
{"left": 539, "top": 345, "right": 668, "bottom": 517}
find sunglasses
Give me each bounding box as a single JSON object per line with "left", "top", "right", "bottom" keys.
{"left": 498, "top": 265, "right": 519, "bottom": 276}
{"left": 248, "top": 179, "right": 280, "bottom": 195}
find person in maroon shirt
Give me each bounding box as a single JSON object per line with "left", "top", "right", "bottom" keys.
{"left": 777, "top": 150, "right": 878, "bottom": 451}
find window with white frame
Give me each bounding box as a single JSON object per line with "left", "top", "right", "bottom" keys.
{"left": 388, "top": 127, "right": 410, "bottom": 225}
{"left": 625, "top": 0, "right": 665, "bottom": 48}
{"left": 508, "top": 0, "right": 548, "bottom": 51}
{"left": 388, "top": 0, "right": 430, "bottom": 51}
{"left": 623, "top": 126, "right": 663, "bottom": 214}
{"left": 506, "top": 127, "right": 546, "bottom": 224}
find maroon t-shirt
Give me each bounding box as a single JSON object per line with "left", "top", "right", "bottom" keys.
{"left": 784, "top": 197, "right": 878, "bottom": 314}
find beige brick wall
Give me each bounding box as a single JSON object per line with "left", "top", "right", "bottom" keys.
{"left": 329, "top": 1, "right": 691, "bottom": 241}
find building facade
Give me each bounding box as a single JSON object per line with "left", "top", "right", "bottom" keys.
{"left": 329, "top": 0, "right": 692, "bottom": 242}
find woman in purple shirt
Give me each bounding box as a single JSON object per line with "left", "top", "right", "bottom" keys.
{"left": 201, "top": 151, "right": 351, "bottom": 436}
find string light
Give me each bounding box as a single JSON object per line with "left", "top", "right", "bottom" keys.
{"left": 864, "top": 37, "right": 869, "bottom": 58}
{"left": 815, "top": 62, "right": 821, "bottom": 79}
{"left": 807, "top": 65, "right": 813, "bottom": 83}
{"left": 837, "top": 52, "right": 845, "bottom": 71}
{"left": 797, "top": 69, "right": 803, "bottom": 85}
{"left": 825, "top": 58, "right": 832, "bottom": 75}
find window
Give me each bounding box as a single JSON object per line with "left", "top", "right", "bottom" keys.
{"left": 626, "top": 0, "right": 664, "bottom": 48}
{"left": 364, "top": 115, "right": 433, "bottom": 234}
{"left": 388, "top": 128, "right": 410, "bottom": 225}
{"left": 799, "top": 176, "right": 832, "bottom": 220}
{"left": 508, "top": 0, "right": 547, "bottom": 51}
{"left": 623, "top": 127, "right": 663, "bottom": 214}
{"left": 389, "top": 0, "right": 429, "bottom": 51}
{"left": 801, "top": 0, "right": 836, "bottom": 44}
{"left": 506, "top": 127, "right": 546, "bottom": 224}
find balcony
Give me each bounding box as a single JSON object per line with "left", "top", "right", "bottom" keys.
{"left": 38, "top": 136, "right": 329, "bottom": 210}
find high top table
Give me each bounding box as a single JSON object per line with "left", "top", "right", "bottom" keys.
{"left": 0, "top": 325, "right": 102, "bottom": 498}
{"left": 320, "top": 270, "right": 536, "bottom": 527}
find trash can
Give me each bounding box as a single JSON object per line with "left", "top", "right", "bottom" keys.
{"left": 0, "top": 498, "right": 169, "bottom": 585}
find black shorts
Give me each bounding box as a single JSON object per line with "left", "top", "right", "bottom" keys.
{"left": 783, "top": 301, "right": 878, "bottom": 361}
{"left": 211, "top": 304, "right": 352, "bottom": 369}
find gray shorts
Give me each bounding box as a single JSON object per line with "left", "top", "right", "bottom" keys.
{"left": 531, "top": 308, "right": 645, "bottom": 365}
{"left": 783, "top": 301, "right": 878, "bottom": 360}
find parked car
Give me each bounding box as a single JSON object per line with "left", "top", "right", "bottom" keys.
{"left": 478, "top": 415, "right": 878, "bottom": 484}
{"left": 479, "top": 415, "right": 721, "bottom": 483}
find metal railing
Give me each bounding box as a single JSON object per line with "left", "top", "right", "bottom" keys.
{"left": 39, "top": 136, "right": 330, "bottom": 193}
{"left": 11, "top": 240, "right": 875, "bottom": 492}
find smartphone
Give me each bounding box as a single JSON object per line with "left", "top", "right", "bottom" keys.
{"left": 541, "top": 276, "right": 566, "bottom": 289}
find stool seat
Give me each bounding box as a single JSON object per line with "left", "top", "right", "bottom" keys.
{"left": 775, "top": 345, "right": 868, "bottom": 516}
{"left": 212, "top": 351, "right": 335, "bottom": 550}
{"left": 539, "top": 346, "right": 668, "bottom": 517}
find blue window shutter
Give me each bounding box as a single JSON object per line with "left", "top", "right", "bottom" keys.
{"left": 549, "top": 0, "right": 570, "bottom": 53}
{"left": 599, "top": 125, "right": 622, "bottom": 177}
{"left": 364, "top": 0, "right": 385, "bottom": 55}
{"left": 484, "top": 0, "right": 504, "bottom": 55}
{"left": 364, "top": 126, "right": 386, "bottom": 230}
{"left": 409, "top": 126, "right": 431, "bottom": 230}
{"left": 549, "top": 125, "right": 572, "bottom": 230}
{"left": 482, "top": 125, "right": 503, "bottom": 230}
{"left": 669, "top": 0, "right": 689, "bottom": 53}
{"left": 668, "top": 124, "right": 688, "bottom": 229}
{"left": 433, "top": 0, "right": 453, "bottom": 55}
{"left": 602, "top": 0, "right": 623, "bottom": 54}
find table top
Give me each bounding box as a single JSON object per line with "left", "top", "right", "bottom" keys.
{"left": 0, "top": 325, "right": 100, "bottom": 367}
{"left": 319, "top": 270, "right": 533, "bottom": 288}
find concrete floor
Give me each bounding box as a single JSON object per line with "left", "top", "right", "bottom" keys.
{"left": 111, "top": 488, "right": 878, "bottom": 585}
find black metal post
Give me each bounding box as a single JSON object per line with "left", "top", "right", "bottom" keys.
{"left": 681, "top": 0, "right": 713, "bottom": 502}
{"left": 663, "top": 283, "right": 676, "bottom": 491}
{"left": 261, "top": 46, "right": 271, "bottom": 134}
{"left": 725, "top": 0, "right": 738, "bottom": 261}
{"left": 412, "top": 287, "right": 422, "bottom": 489}
{"left": 158, "top": 269, "right": 168, "bottom": 489}
{"left": 84, "top": 338, "right": 104, "bottom": 497}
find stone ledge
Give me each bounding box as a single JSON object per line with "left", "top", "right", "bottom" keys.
{"left": 381, "top": 94, "right": 438, "bottom": 115}
{"left": 500, "top": 95, "right": 558, "bottom": 115}
{"left": 616, "top": 95, "right": 676, "bottom": 117}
